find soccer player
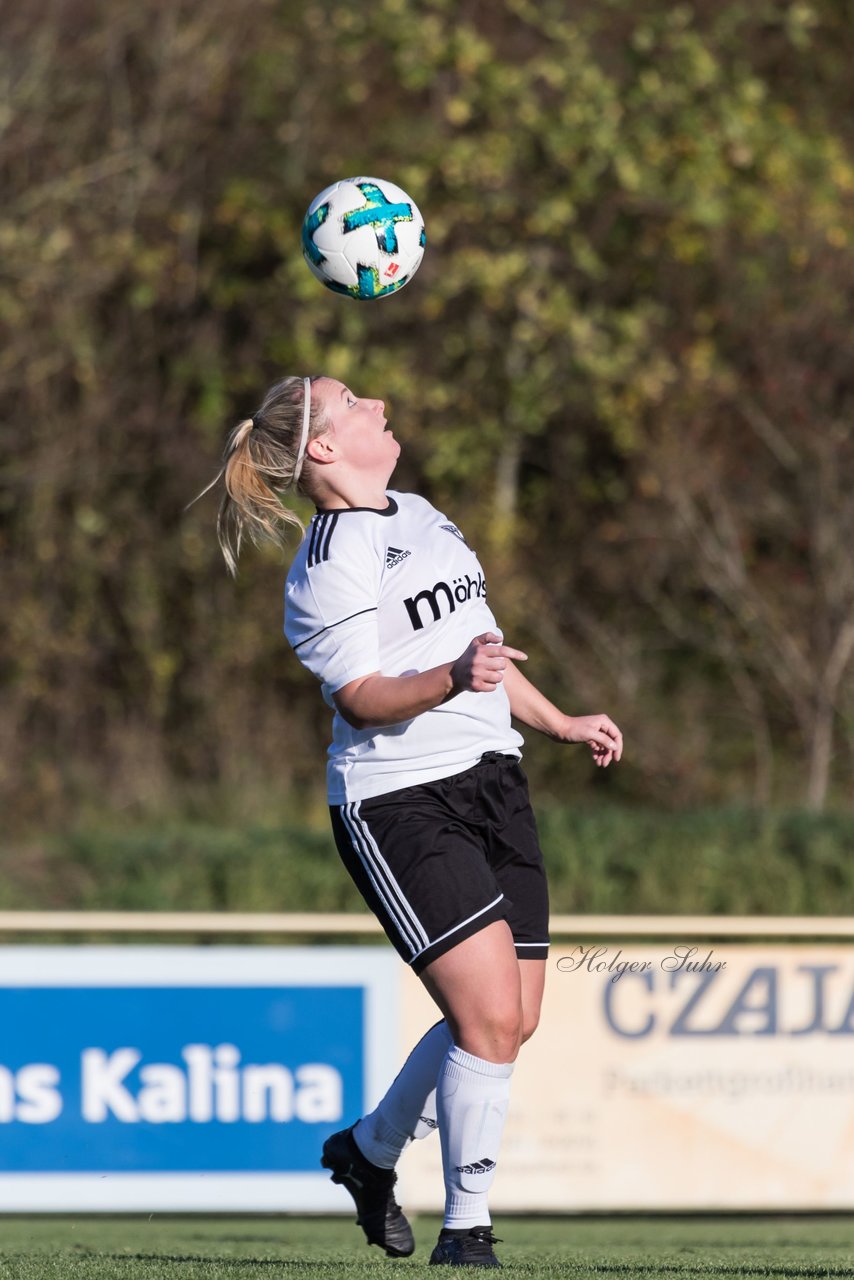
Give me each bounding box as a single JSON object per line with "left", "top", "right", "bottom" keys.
{"left": 211, "top": 375, "right": 623, "bottom": 1267}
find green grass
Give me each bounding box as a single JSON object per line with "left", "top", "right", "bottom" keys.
{"left": 2, "top": 1215, "right": 854, "bottom": 1279}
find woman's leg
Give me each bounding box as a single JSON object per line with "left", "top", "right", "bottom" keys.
{"left": 417, "top": 920, "right": 523, "bottom": 1253}
{"left": 421, "top": 920, "right": 524, "bottom": 1060}
{"left": 356, "top": 951, "right": 546, "bottom": 1172}
{"left": 322, "top": 938, "right": 546, "bottom": 1260}
{"left": 519, "top": 956, "right": 547, "bottom": 1044}
{"left": 323, "top": 765, "right": 549, "bottom": 1260}
{"left": 353, "top": 1018, "right": 452, "bottom": 1166}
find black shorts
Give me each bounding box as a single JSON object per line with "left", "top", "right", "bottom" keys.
{"left": 329, "top": 753, "right": 550, "bottom": 975}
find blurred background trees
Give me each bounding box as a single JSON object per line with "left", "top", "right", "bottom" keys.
{"left": 1, "top": 0, "right": 852, "bottom": 859}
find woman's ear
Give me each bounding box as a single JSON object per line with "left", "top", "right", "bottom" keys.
{"left": 306, "top": 433, "right": 337, "bottom": 464}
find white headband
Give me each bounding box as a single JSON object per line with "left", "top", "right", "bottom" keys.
{"left": 292, "top": 376, "right": 312, "bottom": 486}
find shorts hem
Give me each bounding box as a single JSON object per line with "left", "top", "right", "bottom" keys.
{"left": 514, "top": 941, "right": 550, "bottom": 960}
{"left": 409, "top": 897, "right": 507, "bottom": 975}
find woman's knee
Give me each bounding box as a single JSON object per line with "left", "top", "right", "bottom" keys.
{"left": 453, "top": 1003, "right": 523, "bottom": 1063}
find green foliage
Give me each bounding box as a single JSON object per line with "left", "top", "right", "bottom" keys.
{"left": 0, "top": 0, "right": 852, "bottom": 829}
{"left": 0, "top": 821, "right": 364, "bottom": 914}
{"left": 538, "top": 805, "right": 854, "bottom": 915}
{"left": 3, "top": 808, "right": 852, "bottom": 917}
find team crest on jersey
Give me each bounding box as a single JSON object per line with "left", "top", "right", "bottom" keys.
{"left": 385, "top": 545, "right": 411, "bottom": 569}
{"left": 441, "top": 523, "right": 468, "bottom": 546}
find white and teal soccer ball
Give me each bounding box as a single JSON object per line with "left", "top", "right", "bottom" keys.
{"left": 301, "top": 176, "right": 426, "bottom": 300}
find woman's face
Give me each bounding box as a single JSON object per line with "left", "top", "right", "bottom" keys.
{"left": 313, "top": 377, "right": 400, "bottom": 474}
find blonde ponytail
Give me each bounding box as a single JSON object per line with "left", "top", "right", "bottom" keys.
{"left": 194, "top": 375, "right": 329, "bottom": 575}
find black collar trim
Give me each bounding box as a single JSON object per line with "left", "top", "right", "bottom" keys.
{"left": 314, "top": 496, "right": 398, "bottom": 517}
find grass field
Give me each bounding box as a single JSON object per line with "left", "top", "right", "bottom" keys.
{"left": 2, "top": 1215, "right": 853, "bottom": 1280}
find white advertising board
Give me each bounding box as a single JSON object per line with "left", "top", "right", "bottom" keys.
{"left": 399, "top": 943, "right": 854, "bottom": 1211}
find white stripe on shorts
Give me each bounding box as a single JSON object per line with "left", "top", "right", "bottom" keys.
{"left": 340, "top": 802, "right": 430, "bottom": 957}
{"left": 410, "top": 893, "right": 504, "bottom": 965}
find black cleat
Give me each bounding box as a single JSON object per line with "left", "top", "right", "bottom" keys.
{"left": 429, "top": 1226, "right": 502, "bottom": 1267}
{"left": 321, "top": 1125, "right": 415, "bottom": 1258}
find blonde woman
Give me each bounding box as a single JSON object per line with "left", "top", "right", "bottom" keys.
{"left": 213, "top": 374, "right": 623, "bottom": 1267}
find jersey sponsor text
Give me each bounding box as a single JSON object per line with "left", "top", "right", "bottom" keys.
{"left": 403, "top": 572, "right": 486, "bottom": 631}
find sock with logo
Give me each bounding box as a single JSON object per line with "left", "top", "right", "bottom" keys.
{"left": 353, "top": 1020, "right": 452, "bottom": 1168}
{"left": 437, "top": 1044, "right": 514, "bottom": 1230}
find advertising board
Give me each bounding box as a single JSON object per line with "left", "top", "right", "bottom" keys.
{"left": 0, "top": 946, "right": 397, "bottom": 1211}
{"left": 400, "top": 943, "right": 854, "bottom": 1210}
{"left": 4, "top": 939, "right": 853, "bottom": 1211}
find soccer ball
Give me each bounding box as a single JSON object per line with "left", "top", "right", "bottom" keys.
{"left": 301, "top": 176, "right": 426, "bottom": 300}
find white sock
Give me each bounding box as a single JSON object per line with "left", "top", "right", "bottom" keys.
{"left": 353, "top": 1020, "right": 452, "bottom": 1168}
{"left": 437, "top": 1044, "right": 513, "bottom": 1230}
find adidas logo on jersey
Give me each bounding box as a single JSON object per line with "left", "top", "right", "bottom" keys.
{"left": 385, "top": 546, "right": 411, "bottom": 569}
{"left": 455, "top": 1157, "right": 496, "bottom": 1175}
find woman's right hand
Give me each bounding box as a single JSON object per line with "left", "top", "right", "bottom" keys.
{"left": 450, "top": 632, "right": 528, "bottom": 694}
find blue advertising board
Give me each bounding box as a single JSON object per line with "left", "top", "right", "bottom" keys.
{"left": 0, "top": 947, "right": 399, "bottom": 1210}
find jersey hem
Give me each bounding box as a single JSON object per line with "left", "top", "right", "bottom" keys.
{"left": 326, "top": 747, "right": 523, "bottom": 805}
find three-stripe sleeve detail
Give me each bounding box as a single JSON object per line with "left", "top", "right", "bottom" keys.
{"left": 307, "top": 513, "right": 340, "bottom": 568}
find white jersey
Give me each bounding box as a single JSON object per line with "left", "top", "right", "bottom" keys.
{"left": 284, "top": 490, "right": 524, "bottom": 803}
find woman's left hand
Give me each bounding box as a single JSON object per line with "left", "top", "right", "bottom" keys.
{"left": 557, "top": 714, "right": 623, "bottom": 767}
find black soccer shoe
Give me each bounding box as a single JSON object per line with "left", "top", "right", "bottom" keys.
{"left": 321, "top": 1125, "right": 415, "bottom": 1258}
{"left": 429, "top": 1226, "right": 502, "bottom": 1267}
